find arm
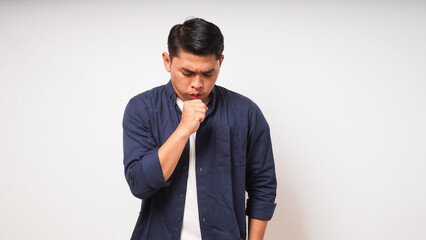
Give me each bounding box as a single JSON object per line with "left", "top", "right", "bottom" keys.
{"left": 158, "top": 99, "right": 207, "bottom": 180}
{"left": 248, "top": 218, "right": 268, "bottom": 240}
{"left": 245, "top": 104, "right": 277, "bottom": 236}
{"left": 123, "top": 99, "right": 207, "bottom": 199}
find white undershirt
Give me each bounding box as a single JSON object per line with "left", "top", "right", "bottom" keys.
{"left": 176, "top": 97, "right": 202, "bottom": 240}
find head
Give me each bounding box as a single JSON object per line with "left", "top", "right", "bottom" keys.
{"left": 162, "top": 18, "right": 224, "bottom": 102}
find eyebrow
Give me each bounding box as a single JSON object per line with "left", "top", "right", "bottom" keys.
{"left": 182, "top": 67, "right": 215, "bottom": 74}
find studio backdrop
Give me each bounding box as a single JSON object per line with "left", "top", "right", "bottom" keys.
{"left": 1, "top": 1, "right": 425, "bottom": 239}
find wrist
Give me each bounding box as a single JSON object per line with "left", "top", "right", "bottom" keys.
{"left": 176, "top": 124, "right": 192, "bottom": 139}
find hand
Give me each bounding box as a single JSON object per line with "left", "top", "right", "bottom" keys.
{"left": 178, "top": 99, "right": 208, "bottom": 136}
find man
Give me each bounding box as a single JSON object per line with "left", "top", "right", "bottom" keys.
{"left": 123, "top": 18, "right": 277, "bottom": 240}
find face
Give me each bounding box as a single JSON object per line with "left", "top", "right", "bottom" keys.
{"left": 162, "top": 50, "right": 224, "bottom": 103}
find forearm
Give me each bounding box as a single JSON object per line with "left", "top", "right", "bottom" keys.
{"left": 158, "top": 124, "right": 191, "bottom": 181}
{"left": 248, "top": 218, "right": 268, "bottom": 240}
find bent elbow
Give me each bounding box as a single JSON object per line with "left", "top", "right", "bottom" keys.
{"left": 125, "top": 168, "right": 154, "bottom": 200}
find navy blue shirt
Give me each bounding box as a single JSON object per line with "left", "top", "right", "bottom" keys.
{"left": 123, "top": 81, "right": 277, "bottom": 240}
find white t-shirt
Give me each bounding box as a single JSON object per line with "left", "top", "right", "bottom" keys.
{"left": 176, "top": 97, "right": 202, "bottom": 240}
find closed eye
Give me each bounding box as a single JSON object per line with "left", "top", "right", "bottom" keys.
{"left": 202, "top": 69, "right": 215, "bottom": 77}
{"left": 181, "top": 68, "right": 194, "bottom": 77}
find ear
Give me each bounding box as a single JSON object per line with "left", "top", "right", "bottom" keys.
{"left": 219, "top": 54, "right": 224, "bottom": 67}
{"left": 162, "top": 52, "right": 171, "bottom": 72}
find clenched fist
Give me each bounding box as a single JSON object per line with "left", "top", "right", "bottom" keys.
{"left": 178, "top": 99, "right": 208, "bottom": 136}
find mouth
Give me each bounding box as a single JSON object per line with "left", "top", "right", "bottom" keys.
{"left": 189, "top": 93, "right": 202, "bottom": 99}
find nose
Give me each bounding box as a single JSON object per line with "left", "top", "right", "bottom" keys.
{"left": 191, "top": 75, "right": 203, "bottom": 90}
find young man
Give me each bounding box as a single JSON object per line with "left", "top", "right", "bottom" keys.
{"left": 123, "top": 18, "right": 277, "bottom": 240}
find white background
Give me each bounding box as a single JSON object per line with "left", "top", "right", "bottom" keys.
{"left": 1, "top": 1, "right": 425, "bottom": 239}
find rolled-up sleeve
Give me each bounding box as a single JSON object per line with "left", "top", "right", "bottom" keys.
{"left": 245, "top": 104, "right": 277, "bottom": 220}
{"left": 123, "top": 99, "right": 170, "bottom": 200}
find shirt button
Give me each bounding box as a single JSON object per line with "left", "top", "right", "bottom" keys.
{"left": 179, "top": 192, "right": 185, "bottom": 198}
{"left": 202, "top": 217, "right": 206, "bottom": 222}
{"left": 183, "top": 166, "right": 187, "bottom": 170}
{"left": 199, "top": 167, "right": 203, "bottom": 172}
{"left": 177, "top": 216, "right": 182, "bottom": 221}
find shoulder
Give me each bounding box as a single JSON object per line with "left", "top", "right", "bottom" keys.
{"left": 127, "top": 83, "right": 168, "bottom": 111}
{"left": 124, "top": 84, "right": 168, "bottom": 121}
{"left": 214, "top": 85, "right": 262, "bottom": 113}
{"left": 129, "top": 84, "right": 166, "bottom": 107}
{"left": 214, "top": 85, "right": 269, "bottom": 130}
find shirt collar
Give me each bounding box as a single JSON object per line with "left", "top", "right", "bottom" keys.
{"left": 166, "top": 80, "right": 177, "bottom": 102}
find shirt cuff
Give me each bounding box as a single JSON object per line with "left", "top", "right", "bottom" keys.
{"left": 141, "top": 149, "right": 168, "bottom": 189}
{"left": 246, "top": 198, "right": 277, "bottom": 221}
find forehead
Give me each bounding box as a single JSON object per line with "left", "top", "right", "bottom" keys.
{"left": 172, "top": 51, "right": 218, "bottom": 71}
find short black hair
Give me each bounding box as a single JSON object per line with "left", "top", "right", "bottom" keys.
{"left": 167, "top": 18, "right": 224, "bottom": 60}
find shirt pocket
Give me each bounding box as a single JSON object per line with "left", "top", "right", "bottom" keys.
{"left": 215, "top": 126, "right": 247, "bottom": 167}
{"left": 230, "top": 127, "right": 247, "bottom": 167}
